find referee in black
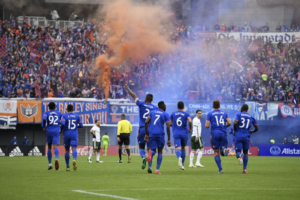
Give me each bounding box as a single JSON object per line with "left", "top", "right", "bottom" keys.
{"left": 117, "top": 114, "right": 132, "bottom": 163}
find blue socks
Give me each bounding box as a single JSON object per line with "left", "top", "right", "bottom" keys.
{"left": 243, "top": 155, "right": 248, "bottom": 170}
{"left": 149, "top": 150, "right": 155, "bottom": 169}
{"left": 236, "top": 151, "right": 241, "bottom": 159}
{"left": 181, "top": 150, "right": 186, "bottom": 166}
{"left": 54, "top": 147, "right": 59, "bottom": 160}
{"left": 176, "top": 149, "right": 181, "bottom": 159}
{"left": 65, "top": 152, "right": 70, "bottom": 167}
{"left": 214, "top": 155, "right": 222, "bottom": 171}
{"left": 140, "top": 149, "right": 145, "bottom": 159}
{"left": 47, "top": 149, "right": 52, "bottom": 164}
{"left": 72, "top": 150, "right": 77, "bottom": 161}
{"left": 156, "top": 154, "right": 162, "bottom": 171}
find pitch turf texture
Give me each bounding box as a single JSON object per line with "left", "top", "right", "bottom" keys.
{"left": 0, "top": 156, "right": 299, "bottom": 200}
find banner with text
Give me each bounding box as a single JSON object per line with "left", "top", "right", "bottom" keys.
{"left": 109, "top": 103, "right": 139, "bottom": 124}
{"left": 189, "top": 146, "right": 259, "bottom": 156}
{"left": 259, "top": 144, "right": 300, "bottom": 156}
{"left": 217, "top": 32, "right": 300, "bottom": 43}
{"left": 17, "top": 101, "right": 42, "bottom": 123}
{"left": 42, "top": 101, "right": 109, "bottom": 124}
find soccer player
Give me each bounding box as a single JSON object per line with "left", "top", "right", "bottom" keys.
{"left": 234, "top": 104, "right": 259, "bottom": 174}
{"left": 88, "top": 120, "right": 103, "bottom": 163}
{"left": 42, "top": 102, "right": 62, "bottom": 170}
{"left": 144, "top": 101, "right": 171, "bottom": 174}
{"left": 61, "top": 104, "right": 83, "bottom": 171}
{"left": 102, "top": 133, "right": 110, "bottom": 156}
{"left": 124, "top": 82, "right": 158, "bottom": 169}
{"left": 170, "top": 101, "right": 192, "bottom": 170}
{"left": 229, "top": 125, "right": 235, "bottom": 157}
{"left": 189, "top": 110, "right": 204, "bottom": 168}
{"left": 205, "top": 100, "right": 231, "bottom": 174}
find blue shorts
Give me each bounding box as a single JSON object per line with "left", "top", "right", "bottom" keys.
{"left": 150, "top": 137, "right": 165, "bottom": 150}
{"left": 235, "top": 136, "right": 250, "bottom": 152}
{"left": 138, "top": 127, "right": 149, "bottom": 148}
{"left": 173, "top": 134, "right": 188, "bottom": 148}
{"left": 47, "top": 134, "right": 60, "bottom": 145}
{"left": 211, "top": 134, "right": 227, "bottom": 150}
{"left": 64, "top": 137, "right": 78, "bottom": 149}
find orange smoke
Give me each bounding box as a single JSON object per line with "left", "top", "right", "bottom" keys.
{"left": 95, "top": 0, "right": 175, "bottom": 100}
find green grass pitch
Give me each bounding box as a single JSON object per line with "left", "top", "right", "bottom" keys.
{"left": 0, "top": 156, "right": 299, "bottom": 200}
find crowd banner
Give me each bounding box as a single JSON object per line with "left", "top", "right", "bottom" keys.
{"left": 17, "top": 101, "right": 42, "bottom": 123}
{"left": 259, "top": 144, "right": 300, "bottom": 157}
{"left": 0, "top": 100, "right": 17, "bottom": 129}
{"left": 217, "top": 32, "right": 300, "bottom": 43}
{"left": 109, "top": 102, "right": 139, "bottom": 124}
{"left": 278, "top": 103, "right": 300, "bottom": 118}
{"left": 42, "top": 100, "right": 109, "bottom": 124}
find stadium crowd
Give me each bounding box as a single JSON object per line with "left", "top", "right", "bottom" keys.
{"left": 0, "top": 14, "right": 300, "bottom": 103}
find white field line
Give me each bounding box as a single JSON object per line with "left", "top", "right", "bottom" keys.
{"left": 73, "top": 190, "right": 140, "bottom": 200}
{"left": 86, "top": 188, "right": 299, "bottom": 191}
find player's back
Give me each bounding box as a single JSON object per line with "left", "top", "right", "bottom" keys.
{"left": 148, "top": 110, "right": 170, "bottom": 137}
{"left": 207, "top": 110, "right": 228, "bottom": 135}
{"left": 235, "top": 112, "right": 257, "bottom": 137}
{"left": 171, "top": 111, "right": 190, "bottom": 136}
{"left": 62, "top": 113, "right": 82, "bottom": 136}
{"left": 102, "top": 135, "right": 109, "bottom": 143}
{"left": 44, "top": 110, "right": 62, "bottom": 134}
{"left": 136, "top": 100, "right": 158, "bottom": 127}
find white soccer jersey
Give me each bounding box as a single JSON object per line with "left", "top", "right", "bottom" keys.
{"left": 91, "top": 125, "right": 101, "bottom": 142}
{"left": 192, "top": 117, "right": 201, "bottom": 137}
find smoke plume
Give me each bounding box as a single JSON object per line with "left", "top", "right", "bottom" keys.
{"left": 95, "top": 0, "right": 175, "bottom": 100}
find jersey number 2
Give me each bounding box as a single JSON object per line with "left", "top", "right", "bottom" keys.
{"left": 143, "top": 109, "right": 150, "bottom": 119}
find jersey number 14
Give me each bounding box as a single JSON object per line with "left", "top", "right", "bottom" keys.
{"left": 215, "top": 116, "right": 225, "bottom": 126}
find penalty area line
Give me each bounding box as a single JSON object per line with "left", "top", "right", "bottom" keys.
{"left": 72, "top": 190, "right": 140, "bottom": 200}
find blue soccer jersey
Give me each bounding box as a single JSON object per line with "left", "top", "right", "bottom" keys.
{"left": 62, "top": 112, "right": 83, "bottom": 149}
{"left": 206, "top": 110, "right": 229, "bottom": 135}
{"left": 148, "top": 110, "right": 170, "bottom": 138}
{"left": 42, "top": 111, "right": 62, "bottom": 135}
{"left": 136, "top": 99, "right": 158, "bottom": 127}
{"left": 170, "top": 111, "right": 191, "bottom": 137}
{"left": 234, "top": 112, "right": 257, "bottom": 137}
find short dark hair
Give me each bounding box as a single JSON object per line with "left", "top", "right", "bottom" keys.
{"left": 241, "top": 104, "right": 249, "bottom": 112}
{"left": 67, "top": 104, "right": 73, "bottom": 112}
{"left": 145, "top": 94, "right": 153, "bottom": 102}
{"left": 196, "top": 110, "right": 202, "bottom": 114}
{"left": 105, "top": 132, "right": 108, "bottom": 135}
{"left": 95, "top": 119, "right": 98, "bottom": 123}
{"left": 121, "top": 114, "right": 126, "bottom": 118}
{"left": 158, "top": 101, "right": 165, "bottom": 110}
{"left": 177, "top": 101, "right": 184, "bottom": 109}
{"left": 213, "top": 100, "right": 220, "bottom": 109}
{"left": 48, "top": 102, "right": 56, "bottom": 110}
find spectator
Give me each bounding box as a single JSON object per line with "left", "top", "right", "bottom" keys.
{"left": 282, "top": 137, "right": 288, "bottom": 144}
{"left": 290, "top": 24, "right": 296, "bottom": 32}
{"left": 11, "top": 136, "right": 18, "bottom": 146}
{"left": 292, "top": 135, "right": 299, "bottom": 144}
{"left": 283, "top": 24, "right": 289, "bottom": 32}
{"left": 69, "top": 12, "right": 77, "bottom": 21}
{"left": 270, "top": 138, "right": 275, "bottom": 144}
{"left": 50, "top": 10, "right": 60, "bottom": 20}
{"left": 276, "top": 23, "right": 282, "bottom": 32}
{"left": 23, "top": 136, "right": 29, "bottom": 146}
{"left": 214, "top": 22, "right": 220, "bottom": 31}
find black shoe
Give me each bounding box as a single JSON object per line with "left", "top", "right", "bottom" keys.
{"left": 117, "top": 160, "right": 122, "bottom": 163}
{"left": 148, "top": 168, "right": 152, "bottom": 173}
{"left": 48, "top": 165, "right": 53, "bottom": 170}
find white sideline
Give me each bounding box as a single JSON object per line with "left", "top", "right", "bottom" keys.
{"left": 73, "top": 190, "right": 140, "bottom": 200}
{"left": 87, "top": 188, "right": 299, "bottom": 191}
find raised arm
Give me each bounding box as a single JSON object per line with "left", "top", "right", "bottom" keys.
{"left": 124, "top": 82, "right": 138, "bottom": 100}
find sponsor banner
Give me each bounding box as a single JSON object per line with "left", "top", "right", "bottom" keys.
{"left": 0, "top": 146, "right": 7, "bottom": 156}
{"left": 217, "top": 32, "right": 300, "bottom": 43}
{"left": 6, "top": 145, "right": 45, "bottom": 156}
{"left": 259, "top": 144, "right": 300, "bottom": 157}
{"left": 45, "top": 145, "right": 118, "bottom": 156}
{"left": 189, "top": 146, "right": 258, "bottom": 156}
{"left": 42, "top": 101, "right": 109, "bottom": 124}
{"left": 278, "top": 103, "right": 300, "bottom": 118}
{"left": 17, "top": 101, "right": 42, "bottom": 123}
{"left": 109, "top": 103, "right": 139, "bottom": 124}
{"left": 0, "top": 100, "right": 17, "bottom": 129}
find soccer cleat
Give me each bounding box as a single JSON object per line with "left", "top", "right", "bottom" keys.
{"left": 243, "top": 170, "right": 248, "bottom": 174}
{"left": 117, "top": 160, "right": 122, "bottom": 163}
{"left": 66, "top": 168, "right": 70, "bottom": 171}
{"left": 189, "top": 164, "right": 196, "bottom": 168}
{"left": 178, "top": 157, "right": 183, "bottom": 169}
{"left": 147, "top": 150, "right": 152, "bottom": 163}
{"left": 231, "top": 150, "right": 234, "bottom": 157}
{"left": 87, "top": 159, "right": 92, "bottom": 163}
{"left": 96, "top": 160, "right": 103, "bottom": 163}
{"left": 181, "top": 166, "right": 185, "bottom": 170}
{"left": 73, "top": 160, "right": 77, "bottom": 171}
{"left": 148, "top": 168, "right": 152, "bottom": 174}
{"left": 128, "top": 157, "right": 131, "bottom": 163}
{"left": 48, "top": 165, "right": 53, "bottom": 170}
{"left": 155, "top": 170, "right": 161, "bottom": 175}
{"left": 222, "top": 147, "right": 228, "bottom": 156}
{"left": 141, "top": 158, "right": 147, "bottom": 170}
{"left": 55, "top": 160, "right": 59, "bottom": 170}
{"left": 195, "top": 163, "right": 204, "bottom": 168}
{"left": 218, "top": 170, "right": 224, "bottom": 174}
{"left": 239, "top": 154, "right": 244, "bottom": 165}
